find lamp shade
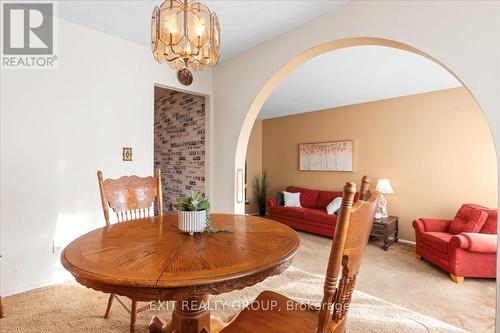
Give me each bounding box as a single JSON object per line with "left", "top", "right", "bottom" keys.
{"left": 375, "top": 178, "right": 394, "bottom": 194}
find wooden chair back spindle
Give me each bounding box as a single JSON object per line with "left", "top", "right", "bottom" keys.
{"left": 97, "top": 169, "right": 163, "bottom": 226}
{"left": 359, "top": 175, "right": 371, "bottom": 201}
{"left": 317, "top": 177, "right": 380, "bottom": 333}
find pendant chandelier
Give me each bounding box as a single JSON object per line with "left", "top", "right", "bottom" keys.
{"left": 151, "top": 0, "right": 220, "bottom": 85}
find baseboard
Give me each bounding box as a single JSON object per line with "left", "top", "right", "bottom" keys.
{"left": 1, "top": 276, "right": 73, "bottom": 297}
{"left": 397, "top": 238, "right": 416, "bottom": 245}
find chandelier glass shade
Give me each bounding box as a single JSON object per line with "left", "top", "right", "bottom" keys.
{"left": 151, "top": 0, "right": 220, "bottom": 73}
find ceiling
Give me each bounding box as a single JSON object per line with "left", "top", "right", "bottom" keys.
{"left": 57, "top": 2, "right": 461, "bottom": 116}
{"left": 58, "top": 0, "right": 346, "bottom": 62}
{"left": 258, "top": 45, "right": 462, "bottom": 119}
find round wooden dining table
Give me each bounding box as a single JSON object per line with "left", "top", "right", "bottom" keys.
{"left": 61, "top": 213, "right": 300, "bottom": 333}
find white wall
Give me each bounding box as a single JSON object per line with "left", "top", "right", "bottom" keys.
{"left": 0, "top": 19, "right": 212, "bottom": 295}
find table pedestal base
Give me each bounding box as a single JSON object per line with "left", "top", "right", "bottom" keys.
{"left": 149, "top": 295, "right": 226, "bottom": 333}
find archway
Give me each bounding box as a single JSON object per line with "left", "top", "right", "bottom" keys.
{"left": 233, "top": 37, "right": 493, "bottom": 214}
{"left": 234, "top": 36, "right": 497, "bottom": 330}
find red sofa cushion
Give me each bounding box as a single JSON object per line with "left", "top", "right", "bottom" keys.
{"left": 317, "top": 191, "right": 343, "bottom": 210}
{"left": 449, "top": 204, "right": 488, "bottom": 235}
{"left": 421, "top": 232, "right": 453, "bottom": 254}
{"left": 271, "top": 206, "right": 304, "bottom": 219}
{"left": 302, "top": 208, "right": 338, "bottom": 226}
{"left": 268, "top": 214, "right": 335, "bottom": 237}
{"left": 286, "top": 186, "right": 319, "bottom": 208}
{"left": 464, "top": 204, "right": 498, "bottom": 234}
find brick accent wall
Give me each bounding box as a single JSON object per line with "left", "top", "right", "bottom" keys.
{"left": 154, "top": 87, "right": 205, "bottom": 212}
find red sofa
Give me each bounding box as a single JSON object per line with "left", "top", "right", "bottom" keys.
{"left": 266, "top": 186, "right": 359, "bottom": 237}
{"left": 413, "top": 204, "right": 497, "bottom": 283}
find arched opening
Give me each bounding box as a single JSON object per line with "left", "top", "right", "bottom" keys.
{"left": 234, "top": 37, "right": 495, "bottom": 214}
{"left": 235, "top": 37, "right": 497, "bottom": 330}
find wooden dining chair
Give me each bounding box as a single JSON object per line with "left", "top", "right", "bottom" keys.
{"left": 359, "top": 175, "right": 371, "bottom": 200}
{"left": 219, "top": 176, "right": 380, "bottom": 333}
{"left": 97, "top": 169, "right": 163, "bottom": 330}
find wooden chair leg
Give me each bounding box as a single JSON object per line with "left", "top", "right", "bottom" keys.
{"left": 104, "top": 293, "right": 114, "bottom": 319}
{"left": 129, "top": 300, "right": 138, "bottom": 333}
{"left": 0, "top": 296, "right": 5, "bottom": 318}
{"left": 130, "top": 300, "right": 138, "bottom": 326}
{"left": 450, "top": 274, "right": 464, "bottom": 284}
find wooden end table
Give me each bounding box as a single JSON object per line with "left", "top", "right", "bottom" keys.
{"left": 370, "top": 216, "right": 398, "bottom": 251}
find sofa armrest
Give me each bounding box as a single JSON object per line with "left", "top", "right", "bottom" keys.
{"left": 450, "top": 233, "right": 497, "bottom": 253}
{"left": 412, "top": 219, "right": 425, "bottom": 234}
{"left": 266, "top": 198, "right": 277, "bottom": 211}
{"left": 413, "top": 218, "right": 452, "bottom": 233}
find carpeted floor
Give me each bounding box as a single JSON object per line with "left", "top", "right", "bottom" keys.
{"left": 296, "top": 232, "right": 496, "bottom": 333}
{"left": 0, "top": 232, "right": 495, "bottom": 332}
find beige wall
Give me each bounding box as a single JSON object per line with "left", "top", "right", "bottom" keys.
{"left": 211, "top": 1, "right": 500, "bottom": 216}
{"left": 245, "top": 120, "right": 263, "bottom": 214}
{"left": 211, "top": 2, "right": 500, "bottom": 320}
{"left": 259, "top": 88, "right": 497, "bottom": 241}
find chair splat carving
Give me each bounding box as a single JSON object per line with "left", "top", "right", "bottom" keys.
{"left": 97, "top": 169, "right": 163, "bottom": 225}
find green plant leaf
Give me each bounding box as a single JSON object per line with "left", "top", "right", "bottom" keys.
{"left": 175, "top": 191, "right": 211, "bottom": 211}
{"left": 254, "top": 171, "right": 268, "bottom": 212}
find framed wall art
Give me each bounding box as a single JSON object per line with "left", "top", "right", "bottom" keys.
{"left": 299, "top": 140, "right": 353, "bottom": 171}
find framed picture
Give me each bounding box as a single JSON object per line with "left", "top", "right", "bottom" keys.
{"left": 299, "top": 140, "right": 353, "bottom": 171}
{"left": 122, "top": 147, "right": 133, "bottom": 161}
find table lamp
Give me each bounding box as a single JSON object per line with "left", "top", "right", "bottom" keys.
{"left": 375, "top": 178, "right": 394, "bottom": 219}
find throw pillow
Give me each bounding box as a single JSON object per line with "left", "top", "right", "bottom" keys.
{"left": 449, "top": 204, "right": 488, "bottom": 235}
{"left": 287, "top": 186, "right": 319, "bottom": 208}
{"left": 326, "top": 197, "right": 342, "bottom": 215}
{"left": 283, "top": 191, "right": 301, "bottom": 207}
{"left": 276, "top": 192, "right": 285, "bottom": 206}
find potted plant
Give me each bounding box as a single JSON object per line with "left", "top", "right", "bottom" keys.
{"left": 254, "top": 171, "right": 268, "bottom": 216}
{"left": 175, "top": 191, "right": 230, "bottom": 234}
{"left": 176, "top": 191, "right": 210, "bottom": 235}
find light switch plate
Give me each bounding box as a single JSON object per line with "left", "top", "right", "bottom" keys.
{"left": 122, "top": 147, "right": 132, "bottom": 161}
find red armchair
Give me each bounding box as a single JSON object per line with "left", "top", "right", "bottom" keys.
{"left": 413, "top": 204, "right": 497, "bottom": 283}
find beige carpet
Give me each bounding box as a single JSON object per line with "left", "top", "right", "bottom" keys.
{"left": 295, "top": 232, "right": 496, "bottom": 333}
{"left": 0, "top": 232, "right": 494, "bottom": 332}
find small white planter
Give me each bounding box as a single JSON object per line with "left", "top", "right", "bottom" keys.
{"left": 178, "top": 210, "right": 207, "bottom": 235}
